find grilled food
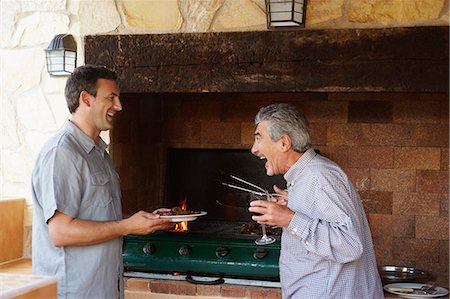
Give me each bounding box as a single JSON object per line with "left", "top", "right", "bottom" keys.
{"left": 158, "top": 206, "right": 198, "bottom": 216}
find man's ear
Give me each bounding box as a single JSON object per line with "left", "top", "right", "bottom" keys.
{"left": 80, "top": 90, "right": 91, "bottom": 108}
{"left": 279, "top": 134, "right": 292, "bottom": 152}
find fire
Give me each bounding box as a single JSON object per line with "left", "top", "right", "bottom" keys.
{"left": 173, "top": 197, "right": 188, "bottom": 232}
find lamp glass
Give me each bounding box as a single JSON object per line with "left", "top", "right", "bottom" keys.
{"left": 45, "top": 34, "right": 77, "bottom": 76}
{"left": 267, "top": 0, "right": 305, "bottom": 28}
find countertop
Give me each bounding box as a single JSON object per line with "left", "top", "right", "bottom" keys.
{"left": 0, "top": 259, "right": 57, "bottom": 299}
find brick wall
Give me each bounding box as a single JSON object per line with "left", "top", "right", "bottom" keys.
{"left": 112, "top": 92, "right": 449, "bottom": 287}
{"left": 124, "top": 278, "right": 282, "bottom": 298}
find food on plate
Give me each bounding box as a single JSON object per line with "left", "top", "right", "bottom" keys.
{"left": 157, "top": 206, "right": 199, "bottom": 216}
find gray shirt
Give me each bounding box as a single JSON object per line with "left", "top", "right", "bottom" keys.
{"left": 281, "top": 149, "right": 384, "bottom": 299}
{"left": 31, "top": 120, "right": 123, "bottom": 299}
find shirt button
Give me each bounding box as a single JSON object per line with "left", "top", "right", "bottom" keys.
{"left": 305, "top": 241, "right": 309, "bottom": 245}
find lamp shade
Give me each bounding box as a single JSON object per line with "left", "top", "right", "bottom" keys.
{"left": 266, "top": 0, "right": 306, "bottom": 28}
{"left": 45, "top": 34, "right": 77, "bottom": 76}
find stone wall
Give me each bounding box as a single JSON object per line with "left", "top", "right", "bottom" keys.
{"left": 1, "top": 0, "right": 448, "bottom": 257}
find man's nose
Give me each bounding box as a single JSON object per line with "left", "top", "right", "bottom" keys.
{"left": 114, "top": 97, "right": 122, "bottom": 111}
{"left": 250, "top": 143, "right": 257, "bottom": 155}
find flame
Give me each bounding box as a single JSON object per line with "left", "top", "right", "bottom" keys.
{"left": 173, "top": 197, "right": 188, "bottom": 232}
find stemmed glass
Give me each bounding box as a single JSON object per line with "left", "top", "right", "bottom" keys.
{"left": 251, "top": 192, "right": 276, "bottom": 246}
{"left": 222, "top": 175, "right": 277, "bottom": 245}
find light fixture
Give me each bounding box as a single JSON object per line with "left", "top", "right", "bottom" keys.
{"left": 265, "top": 0, "right": 306, "bottom": 28}
{"left": 45, "top": 34, "right": 77, "bottom": 76}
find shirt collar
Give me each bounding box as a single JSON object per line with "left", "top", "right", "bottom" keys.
{"left": 284, "top": 148, "right": 317, "bottom": 185}
{"left": 65, "top": 120, "right": 107, "bottom": 154}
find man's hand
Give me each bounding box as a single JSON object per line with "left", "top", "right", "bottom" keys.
{"left": 48, "top": 209, "right": 174, "bottom": 247}
{"left": 271, "top": 185, "right": 288, "bottom": 205}
{"left": 249, "top": 200, "right": 294, "bottom": 227}
{"left": 122, "top": 210, "right": 174, "bottom": 235}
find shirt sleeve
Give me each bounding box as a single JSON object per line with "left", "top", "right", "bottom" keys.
{"left": 39, "top": 146, "right": 83, "bottom": 222}
{"left": 286, "top": 184, "right": 364, "bottom": 264}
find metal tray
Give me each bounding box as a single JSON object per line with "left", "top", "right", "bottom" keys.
{"left": 379, "top": 266, "right": 432, "bottom": 285}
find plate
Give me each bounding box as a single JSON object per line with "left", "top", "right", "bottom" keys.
{"left": 159, "top": 211, "right": 207, "bottom": 222}
{"left": 380, "top": 266, "right": 432, "bottom": 284}
{"left": 384, "top": 283, "right": 449, "bottom": 298}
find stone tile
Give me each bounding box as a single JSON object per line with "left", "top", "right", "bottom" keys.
{"left": 368, "top": 214, "right": 414, "bottom": 237}
{"left": 392, "top": 238, "right": 440, "bottom": 263}
{"left": 124, "top": 291, "right": 155, "bottom": 299}
{"left": 348, "top": 146, "right": 394, "bottom": 168}
{"left": 393, "top": 192, "right": 441, "bottom": 216}
{"left": 370, "top": 169, "right": 415, "bottom": 192}
{"left": 220, "top": 284, "right": 247, "bottom": 298}
{"left": 149, "top": 280, "right": 196, "bottom": 296}
{"left": 415, "top": 124, "right": 449, "bottom": 147}
{"left": 394, "top": 147, "right": 441, "bottom": 170}
{"left": 439, "top": 240, "right": 449, "bottom": 265}
{"left": 417, "top": 170, "right": 449, "bottom": 193}
{"left": 302, "top": 100, "right": 347, "bottom": 123}
{"left": 121, "top": 189, "right": 138, "bottom": 217}
{"left": 415, "top": 216, "right": 449, "bottom": 240}
{"left": 348, "top": 100, "right": 393, "bottom": 123}
{"left": 393, "top": 99, "right": 442, "bottom": 124}
{"left": 369, "top": 123, "right": 416, "bottom": 146}
{"left": 328, "top": 92, "right": 420, "bottom": 102}
{"left": 371, "top": 236, "right": 393, "bottom": 265}
{"left": 328, "top": 123, "right": 369, "bottom": 146}
{"left": 126, "top": 278, "right": 150, "bottom": 292}
{"left": 165, "top": 121, "right": 202, "bottom": 144}
{"left": 220, "top": 97, "right": 269, "bottom": 122}
{"left": 359, "top": 191, "right": 393, "bottom": 214}
{"left": 346, "top": 168, "right": 371, "bottom": 192}
{"left": 329, "top": 123, "right": 416, "bottom": 146}
{"left": 316, "top": 145, "right": 348, "bottom": 168}
{"left": 196, "top": 284, "right": 221, "bottom": 297}
{"left": 112, "top": 144, "right": 123, "bottom": 168}
{"left": 114, "top": 117, "right": 132, "bottom": 143}
{"left": 241, "top": 122, "right": 255, "bottom": 146}
{"left": 148, "top": 281, "right": 171, "bottom": 294}
{"left": 440, "top": 193, "right": 448, "bottom": 217}
{"left": 247, "top": 286, "right": 282, "bottom": 299}
{"left": 309, "top": 123, "right": 328, "bottom": 146}
{"left": 439, "top": 95, "right": 449, "bottom": 124}
{"left": 164, "top": 95, "right": 221, "bottom": 122}
{"left": 441, "top": 148, "right": 449, "bottom": 171}
{"left": 201, "top": 121, "right": 241, "bottom": 145}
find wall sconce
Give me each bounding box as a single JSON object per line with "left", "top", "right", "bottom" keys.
{"left": 265, "top": 0, "right": 306, "bottom": 28}
{"left": 45, "top": 34, "right": 77, "bottom": 76}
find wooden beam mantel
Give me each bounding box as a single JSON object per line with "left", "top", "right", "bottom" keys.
{"left": 85, "top": 26, "right": 448, "bottom": 93}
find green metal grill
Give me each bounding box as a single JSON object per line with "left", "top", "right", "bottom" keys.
{"left": 123, "top": 231, "right": 280, "bottom": 281}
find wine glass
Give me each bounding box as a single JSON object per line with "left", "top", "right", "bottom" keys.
{"left": 251, "top": 192, "right": 276, "bottom": 246}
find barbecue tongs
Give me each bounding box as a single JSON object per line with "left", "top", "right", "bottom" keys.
{"left": 221, "top": 175, "right": 284, "bottom": 198}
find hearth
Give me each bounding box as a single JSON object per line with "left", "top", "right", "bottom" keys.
{"left": 84, "top": 27, "right": 449, "bottom": 289}
{"left": 123, "top": 148, "right": 285, "bottom": 281}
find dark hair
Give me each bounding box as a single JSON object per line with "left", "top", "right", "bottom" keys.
{"left": 255, "top": 103, "right": 310, "bottom": 152}
{"left": 64, "top": 65, "right": 117, "bottom": 113}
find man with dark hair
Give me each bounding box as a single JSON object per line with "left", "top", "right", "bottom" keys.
{"left": 249, "top": 103, "right": 384, "bottom": 298}
{"left": 31, "top": 65, "right": 173, "bottom": 298}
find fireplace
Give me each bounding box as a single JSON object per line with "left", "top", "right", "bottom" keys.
{"left": 86, "top": 27, "right": 449, "bottom": 289}
{"left": 122, "top": 147, "right": 286, "bottom": 280}
{"left": 164, "top": 148, "right": 285, "bottom": 222}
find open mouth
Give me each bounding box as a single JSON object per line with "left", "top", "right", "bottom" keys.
{"left": 106, "top": 111, "right": 114, "bottom": 121}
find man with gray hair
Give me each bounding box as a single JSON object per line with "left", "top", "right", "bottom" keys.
{"left": 249, "top": 103, "right": 384, "bottom": 298}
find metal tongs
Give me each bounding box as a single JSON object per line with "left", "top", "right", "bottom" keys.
{"left": 221, "top": 175, "right": 285, "bottom": 198}
{"left": 222, "top": 174, "right": 280, "bottom": 245}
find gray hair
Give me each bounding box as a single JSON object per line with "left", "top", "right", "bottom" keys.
{"left": 255, "top": 103, "right": 310, "bottom": 152}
